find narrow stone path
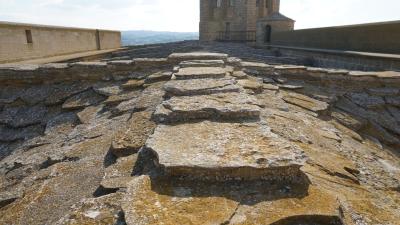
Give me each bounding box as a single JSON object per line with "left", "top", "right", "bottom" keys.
{"left": 122, "top": 53, "right": 342, "bottom": 225}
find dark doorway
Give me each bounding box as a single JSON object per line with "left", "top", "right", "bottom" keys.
{"left": 225, "top": 22, "right": 231, "bottom": 40}
{"left": 265, "top": 25, "right": 272, "bottom": 43}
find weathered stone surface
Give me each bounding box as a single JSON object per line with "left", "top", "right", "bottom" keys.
{"left": 111, "top": 111, "right": 156, "bottom": 157}
{"left": 179, "top": 60, "right": 225, "bottom": 68}
{"left": 331, "top": 108, "right": 366, "bottom": 131}
{"left": 263, "top": 83, "right": 280, "bottom": 90}
{"left": 385, "top": 96, "right": 400, "bottom": 106}
{"left": 44, "top": 82, "right": 91, "bottom": 105}
{"left": 0, "top": 189, "right": 23, "bottom": 208}
{"left": 0, "top": 124, "right": 43, "bottom": 142}
{"left": 347, "top": 92, "right": 386, "bottom": 109}
{"left": 56, "top": 192, "right": 125, "bottom": 225}
{"left": 163, "top": 78, "right": 240, "bottom": 96}
{"left": 387, "top": 106, "right": 400, "bottom": 122}
{"left": 283, "top": 93, "right": 329, "bottom": 113}
{"left": 231, "top": 70, "right": 248, "bottom": 79}
{"left": 77, "top": 105, "right": 104, "bottom": 124}
{"left": 104, "top": 154, "right": 138, "bottom": 179}
{"left": 62, "top": 89, "right": 105, "bottom": 110}
{"left": 103, "top": 90, "right": 141, "bottom": 105}
{"left": 133, "top": 58, "right": 169, "bottom": 69}
{"left": 122, "top": 176, "right": 239, "bottom": 225}
{"left": 145, "top": 121, "right": 307, "bottom": 180}
{"left": 44, "top": 112, "right": 77, "bottom": 136}
{"left": 153, "top": 93, "right": 262, "bottom": 123}
{"left": 174, "top": 67, "right": 227, "bottom": 80}
{"left": 240, "top": 61, "right": 274, "bottom": 72}
{"left": 0, "top": 105, "right": 47, "bottom": 128}
{"left": 237, "top": 79, "right": 263, "bottom": 93}
{"left": 367, "top": 87, "right": 399, "bottom": 96}
{"left": 278, "top": 84, "right": 304, "bottom": 90}
{"left": 122, "top": 79, "right": 145, "bottom": 90}
{"left": 144, "top": 71, "right": 172, "bottom": 84}
{"left": 168, "top": 52, "right": 228, "bottom": 62}
{"left": 113, "top": 83, "right": 165, "bottom": 115}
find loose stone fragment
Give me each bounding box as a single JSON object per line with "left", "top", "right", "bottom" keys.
{"left": 163, "top": 78, "right": 240, "bottom": 96}
{"left": 122, "top": 79, "right": 145, "bottom": 90}
{"left": 114, "top": 83, "right": 165, "bottom": 115}
{"left": 283, "top": 93, "right": 329, "bottom": 113}
{"left": 77, "top": 105, "right": 104, "bottom": 124}
{"left": 62, "top": 89, "right": 105, "bottom": 110}
{"left": 111, "top": 111, "right": 156, "bottom": 157}
{"left": 144, "top": 121, "right": 307, "bottom": 181}
{"left": 145, "top": 71, "right": 172, "bottom": 83}
{"left": 174, "top": 67, "right": 227, "bottom": 80}
{"left": 153, "top": 93, "right": 262, "bottom": 123}
{"left": 104, "top": 90, "right": 141, "bottom": 106}
{"left": 231, "top": 70, "right": 248, "bottom": 79}
{"left": 179, "top": 60, "right": 225, "bottom": 68}
{"left": 92, "top": 82, "right": 123, "bottom": 96}
{"left": 237, "top": 79, "right": 263, "bottom": 93}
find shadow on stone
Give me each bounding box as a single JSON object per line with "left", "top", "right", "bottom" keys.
{"left": 147, "top": 172, "right": 311, "bottom": 206}
{"left": 269, "top": 215, "right": 344, "bottom": 225}
{"left": 104, "top": 148, "right": 118, "bottom": 168}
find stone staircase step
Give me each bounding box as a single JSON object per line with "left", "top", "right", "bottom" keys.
{"left": 123, "top": 177, "right": 341, "bottom": 225}
{"left": 179, "top": 60, "right": 225, "bottom": 68}
{"left": 163, "top": 78, "right": 241, "bottom": 96}
{"left": 153, "top": 93, "right": 262, "bottom": 123}
{"left": 144, "top": 121, "right": 307, "bottom": 181}
{"left": 174, "top": 67, "right": 228, "bottom": 80}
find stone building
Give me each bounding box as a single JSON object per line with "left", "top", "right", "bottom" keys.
{"left": 199, "top": 0, "right": 294, "bottom": 43}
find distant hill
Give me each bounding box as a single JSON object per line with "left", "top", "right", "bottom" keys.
{"left": 121, "top": 30, "right": 199, "bottom": 46}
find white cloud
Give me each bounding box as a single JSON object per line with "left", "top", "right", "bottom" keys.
{"left": 0, "top": 0, "right": 399, "bottom": 31}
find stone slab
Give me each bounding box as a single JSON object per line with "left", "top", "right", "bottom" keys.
{"left": 168, "top": 52, "right": 228, "bottom": 62}
{"left": 144, "top": 121, "right": 307, "bottom": 181}
{"left": 153, "top": 93, "right": 262, "bottom": 123}
{"left": 283, "top": 93, "right": 329, "bottom": 113}
{"left": 163, "top": 78, "right": 240, "bottom": 96}
{"left": 123, "top": 176, "right": 340, "bottom": 225}
{"left": 174, "top": 67, "right": 227, "bottom": 80}
{"left": 179, "top": 60, "right": 225, "bottom": 68}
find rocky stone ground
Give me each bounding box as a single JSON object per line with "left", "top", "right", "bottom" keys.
{"left": 0, "top": 48, "right": 400, "bottom": 225}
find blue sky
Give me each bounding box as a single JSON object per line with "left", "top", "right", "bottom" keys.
{"left": 0, "top": 0, "right": 399, "bottom": 32}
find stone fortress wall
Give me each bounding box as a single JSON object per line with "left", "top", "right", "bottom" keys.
{"left": 268, "top": 21, "right": 400, "bottom": 54}
{"left": 0, "top": 21, "right": 121, "bottom": 64}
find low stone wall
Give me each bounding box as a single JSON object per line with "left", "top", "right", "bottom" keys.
{"left": 0, "top": 58, "right": 170, "bottom": 85}
{"left": 0, "top": 22, "right": 121, "bottom": 63}
{"left": 269, "top": 21, "right": 400, "bottom": 54}
{"left": 265, "top": 45, "right": 400, "bottom": 71}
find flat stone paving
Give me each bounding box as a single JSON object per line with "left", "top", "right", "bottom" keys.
{"left": 179, "top": 60, "right": 225, "bottom": 68}
{"left": 163, "top": 78, "right": 241, "bottom": 96}
{"left": 145, "top": 121, "right": 306, "bottom": 180}
{"left": 174, "top": 67, "right": 228, "bottom": 80}
{"left": 153, "top": 93, "right": 262, "bottom": 123}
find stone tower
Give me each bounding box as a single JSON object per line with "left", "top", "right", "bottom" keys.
{"left": 199, "top": 0, "right": 294, "bottom": 42}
